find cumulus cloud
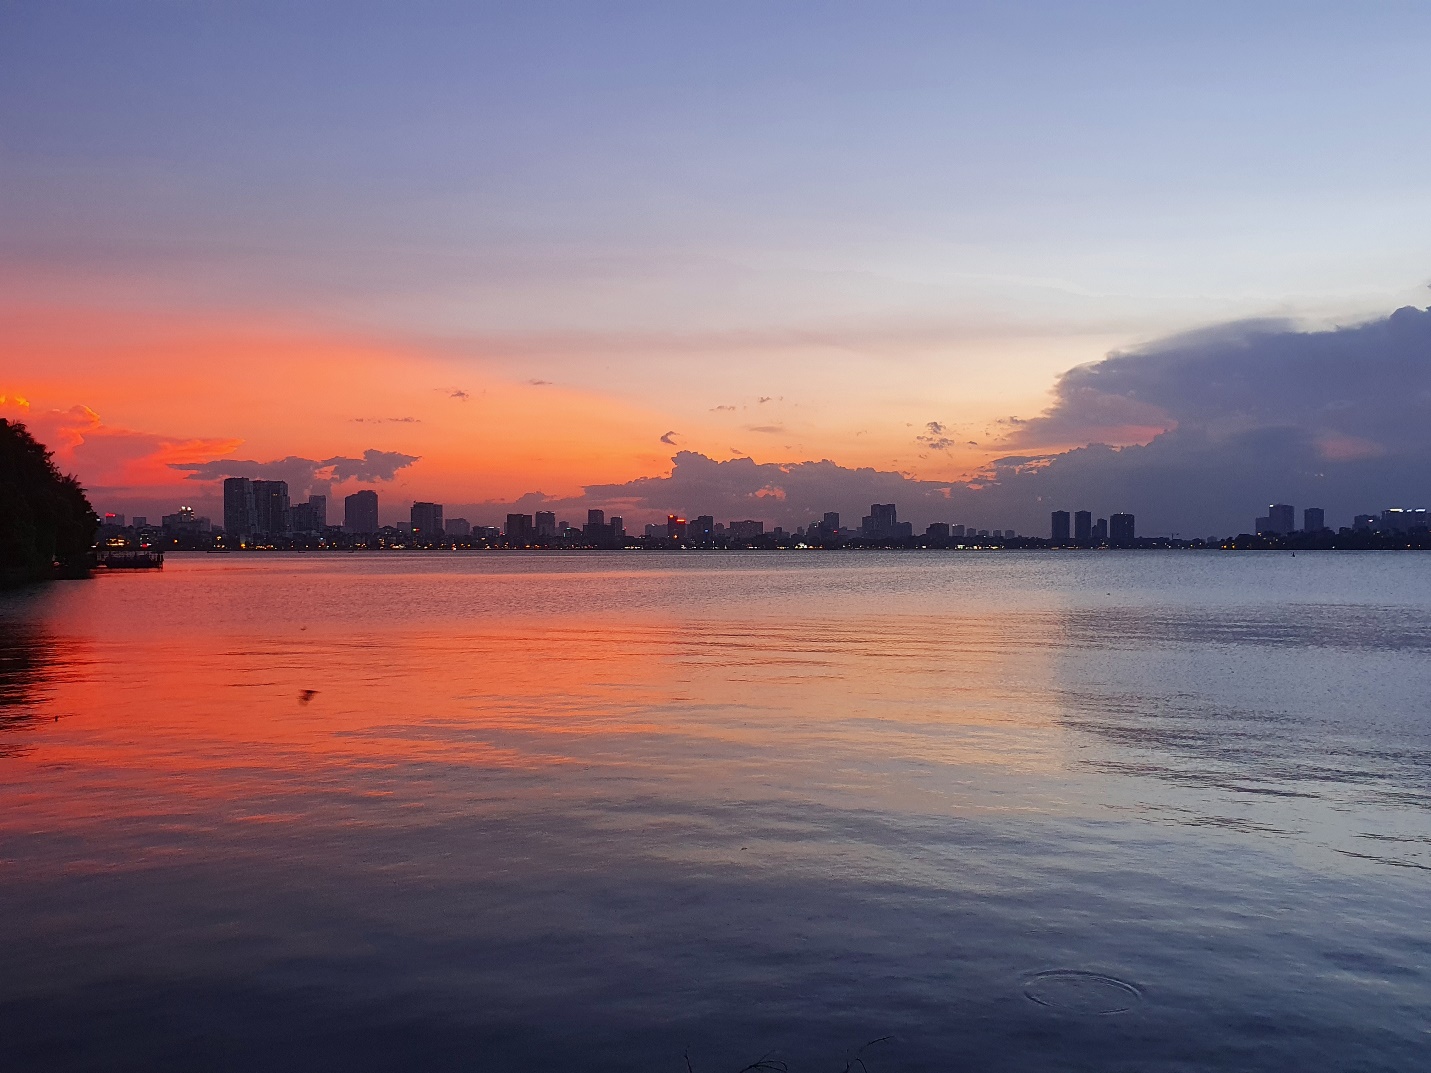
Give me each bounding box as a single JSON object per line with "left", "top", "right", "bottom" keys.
{"left": 171, "top": 449, "right": 420, "bottom": 497}
{"left": 984, "top": 305, "right": 1431, "bottom": 532}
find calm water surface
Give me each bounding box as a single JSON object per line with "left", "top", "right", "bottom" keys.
{"left": 1, "top": 552, "right": 1428, "bottom": 1071}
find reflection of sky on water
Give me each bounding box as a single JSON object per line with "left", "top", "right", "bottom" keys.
{"left": 0, "top": 554, "right": 1428, "bottom": 1071}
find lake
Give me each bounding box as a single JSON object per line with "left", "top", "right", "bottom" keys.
{"left": 1, "top": 551, "right": 1428, "bottom": 1071}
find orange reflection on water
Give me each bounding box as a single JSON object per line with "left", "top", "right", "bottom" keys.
{"left": 1, "top": 594, "right": 1076, "bottom": 861}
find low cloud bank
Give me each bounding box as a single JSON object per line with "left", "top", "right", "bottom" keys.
{"left": 172, "top": 449, "right": 420, "bottom": 499}
{"left": 494, "top": 307, "right": 1431, "bottom": 535}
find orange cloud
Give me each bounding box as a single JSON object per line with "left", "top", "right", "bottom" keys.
{"left": 0, "top": 304, "right": 674, "bottom": 511}
{"left": 0, "top": 392, "right": 244, "bottom": 496}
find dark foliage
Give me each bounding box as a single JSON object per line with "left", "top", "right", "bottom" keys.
{"left": 0, "top": 419, "right": 98, "bottom": 586}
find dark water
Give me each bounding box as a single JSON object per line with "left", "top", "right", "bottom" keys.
{"left": 1, "top": 552, "right": 1428, "bottom": 1071}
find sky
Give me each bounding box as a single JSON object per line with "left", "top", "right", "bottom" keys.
{"left": 3, "top": 1, "right": 1430, "bottom": 535}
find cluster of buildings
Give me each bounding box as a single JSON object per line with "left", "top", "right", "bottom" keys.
{"left": 1252, "top": 504, "right": 1429, "bottom": 536}
{"left": 223, "top": 478, "right": 329, "bottom": 537}
{"left": 121, "top": 480, "right": 1021, "bottom": 548}
{"left": 1049, "top": 510, "right": 1137, "bottom": 547}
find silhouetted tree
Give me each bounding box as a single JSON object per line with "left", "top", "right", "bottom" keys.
{"left": 0, "top": 419, "right": 98, "bottom": 586}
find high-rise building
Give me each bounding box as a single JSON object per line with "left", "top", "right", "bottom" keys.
{"left": 1092, "top": 517, "right": 1108, "bottom": 543}
{"left": 411, "top": 502, "right": 444, "bottom": 539}
{"left": 1109, "top": 513, "right": 1135, "bottom": 547}
{"left": 950, "top": 524, "right": 965, "bottom": 538}
{"left": 1265, "top": 503, "right": 1295, "bottom": 535}
{"left": 581, "top": 510, "right": 620, "bottom": 548}
{"left": 860, "top": 503, "right": 909, "bottom": 539}
{"left": 307, "top": 495, "right": 327, "bottom": 531}
{"left": 1050, "top": 510, "right": 1070, "bottom": 544}
{"left": 926, "top": 522, "right": 951, "bottom": 540}
{"left": 252, "top": 480, "right": 290, "bottom": 536}
{"left": 345, "top": 489, "right": 379, "bottom": 533}
{"left": 224, "top": 477, "right": 256, "bottom": 537}
{"left": 289, "top": 501, "right": 319, "bottom": 533}
{"left": 867, "top": 504, "right": 896, "bottom": 535}
{"left": 445, "top": 518, "right": 471, "bottom": 536}
{"left": 1074, "top": 510, "right": 1092, "bottom": 543}
{"left": 666, "top": 515, "right": 688, "bottom": 539}
{"left": 161, "top": 506, "right": 209, "bottom": 532}
{"left": 505, "top": 513, "right": 534, "bottom": 542}
{"left": 1380, "top": 507, "right": 1429, "bottom": 532}
{"left": 729, "top": 519, "right": 764, "bottom": 540}
{"left": 534, "top": 511, "right": 556, "bottom": 538}
{"left": 823, "top": 512, "right": 840, "bottom": 533}
{"left": 692, "top": 515, "right": 715, "bottom": 541}
{"left": 1303, "top": 507, "right": 1325, "bottom": 533}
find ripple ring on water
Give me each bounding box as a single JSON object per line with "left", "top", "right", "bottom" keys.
{"left": 1022, "top": 969, "right": 1143, "bottom": 1014}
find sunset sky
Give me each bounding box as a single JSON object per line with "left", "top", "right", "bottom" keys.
{"left": 4, "top": 3, "right": 1430, "bottom": 533}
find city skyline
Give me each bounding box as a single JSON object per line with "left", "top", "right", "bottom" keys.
{"left": 103, "top": 478, "right": 1431, "bottom": 551}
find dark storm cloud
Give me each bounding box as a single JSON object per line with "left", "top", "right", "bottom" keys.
{"left": 988, "top": 305, "right": 1431, "bottom": 532}
{"left": 172, "top": 449, "right": 420, "bottom": 497}
{"left": 492, "top": 307, "right": 1431, "bottom": 536}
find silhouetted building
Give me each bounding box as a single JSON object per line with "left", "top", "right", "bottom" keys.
{"left": 1074, "top": 510, "right": 1092, "bottom": 543}
{"left": 860, "top": 503, "right": 910, "bottom": 540}
{"left": 505, "top": 513, "right": 534, "bottom": 542}
{"left": 224, "top": 477, "right": 257, "bottom": 537}
{"left": 861, "top": 503, "right": 898, "bottom": 539}
{"left": 1381, "top": 507, "right": 1429, "bottom": 532}
{"left": 1258, "top": 503, "right": 1295, "bottom": 535}
{"left": 950, "top": 524, "right": 965, "bottom": 538}
{"left": 1354, "top": 513, "right": 1377, "bottom": 532}
{"left": 729, "top": 519, "right": 764, "bottom": 541}
{"left": 667, "top": 515, "right": 688, "bottom": 539}
{"left": 1051, "top": 510, "right": 1070, "bottom": 543}
{"left": 582, "top": 509, "right": 621, "bottom": 548}
{"left": 445, "top": 518, "right": 471, "bottom": 536}
{"left": 308, "top": 495, "right": 327, "bottom": 531}
{"left": 289, "top": 501, "right": 321, "bottom": 534}
{"left": 345, "top": 489, "right": 378, "bottom": 533}
{"left": 692, "top": 515, "right": 715, "bottom": 541}
{"left": 162, "top": 506, "right": 210, "bottom": 533}
{"left": 411, "top": 502, "right": 444, "bottom": 540}
{"left": 823, "top": 512, "right": 840, "bottom": 533}
{"left": 1303, "top": 507, "right": 1325, "bottom": 533}
{"left": 926, "top": 522, "right": 950, "bottom": 540}
{"left": 1109, "top": 513, "right": 1135, "bottom": 547}
{"left": 534, "top": 511, "right": 556, "bottom": 538}
{"left": 252, "top": 480, "right": 290, "bottom": 536}
{"left": 1092, "top": 517, "right": 1108, "bottom": 543}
